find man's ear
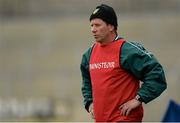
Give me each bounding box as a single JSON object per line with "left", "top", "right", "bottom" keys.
{"left": 108, "top": 24, "right": 115, "bottom": 32}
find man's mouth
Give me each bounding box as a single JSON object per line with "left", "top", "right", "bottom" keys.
{"left": 93, "top": 35, "right": 98, "bottom": 39}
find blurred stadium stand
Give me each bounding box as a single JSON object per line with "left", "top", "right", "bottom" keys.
{"left": 0, "top": 0, "right": 180, "bottom": 18}
{"left": 0, "top": 0, "right": 180, "bottom": 121}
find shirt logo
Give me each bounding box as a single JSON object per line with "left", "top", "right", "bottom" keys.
{"left": 90, "top": 62, "right": 115, "bottom": 70}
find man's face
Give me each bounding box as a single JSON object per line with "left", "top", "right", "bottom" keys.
{"left": 90, "top": 18, "right": 113, "bottom": 43}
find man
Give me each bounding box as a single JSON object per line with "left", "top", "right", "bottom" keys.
{"left": 80, "top": 4, "right": 167, "bottom": 122}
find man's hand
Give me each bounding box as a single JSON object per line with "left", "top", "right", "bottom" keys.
{"left": 89, "top": 103, "right": 94, "bottom": 119}
{"left": 119, "top": 99, "right": 142, "bottom": 116}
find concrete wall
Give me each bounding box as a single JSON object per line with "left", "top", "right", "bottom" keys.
{"left": 0, "top": 0, "right": 179, "bottom": 121}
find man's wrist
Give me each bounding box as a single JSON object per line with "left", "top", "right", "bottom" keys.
{"left": 85, "top": 101, "right": 93, "bottom": 112}
{"left": 88, "top": 103, "right": 93, "bottom": 113}
{"left": 135, "top": 95, "right": 143, "bottom": 103}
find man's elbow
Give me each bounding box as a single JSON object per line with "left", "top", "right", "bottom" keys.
{"left": 163, "top": 81, "right": 167, "bottom": 91}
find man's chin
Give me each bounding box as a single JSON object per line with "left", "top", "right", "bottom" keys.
{"left": 96, "top": 40, "right": 102, "bottom": 43}
{"left": 95, "top": 38, "right": 101, "bottom": 42}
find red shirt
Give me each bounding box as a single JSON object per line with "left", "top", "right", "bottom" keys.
{"left": 89, "top": 39, "right": 143, "bottom": 122}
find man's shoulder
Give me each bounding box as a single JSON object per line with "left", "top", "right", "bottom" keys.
{"left": 123, "top": 40, "right": 143, "bottom": 47}
{"left": 122, "top": 40, "right": 152, "bottom": 58}
{"left": 83, "top": 43, "right": 96, "bottom": 56}
{"left": 122, "top": 40, "right": 146, "bottom": 51}
{"left": 83, "top": 47, "right": 92, "bottom": 56}
{"left": 81, "top": 44, "right": 95, "bottom": 63}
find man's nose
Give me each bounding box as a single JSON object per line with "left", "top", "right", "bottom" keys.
{"left": 91, "top": 26, "right": 97, "bottom": 33}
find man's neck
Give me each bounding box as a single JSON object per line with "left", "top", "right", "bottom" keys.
{"left": 100, "top": 33, "right": 117, "bottom": 45}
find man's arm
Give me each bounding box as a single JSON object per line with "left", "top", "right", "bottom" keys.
{"left": 80, "top": 47, "right": 93, "bottom": 112}
{"left": 120, "top": 41, "right": 167, "bottom": 103}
